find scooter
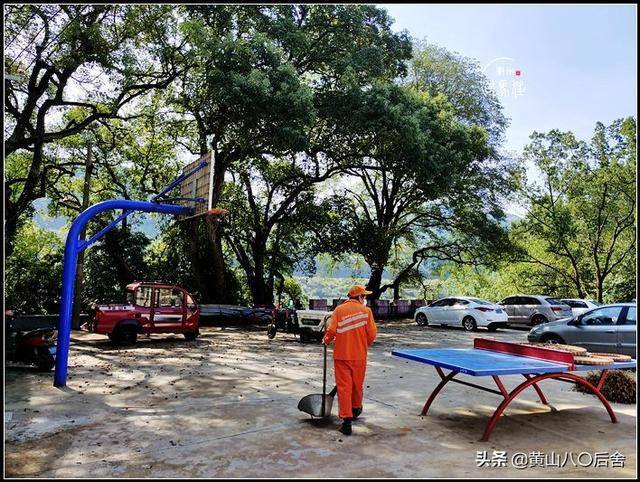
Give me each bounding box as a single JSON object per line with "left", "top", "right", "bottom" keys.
{"left": 6, "top": 316, "right": 57, "bottom": 371}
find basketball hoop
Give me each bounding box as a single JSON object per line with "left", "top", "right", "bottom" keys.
{"left": 206, "top": 208, "right": 229, "bottom": 217}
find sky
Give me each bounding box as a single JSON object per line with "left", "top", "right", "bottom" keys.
{"left": 381, "top": 4, "right": 637, "bottom": 153}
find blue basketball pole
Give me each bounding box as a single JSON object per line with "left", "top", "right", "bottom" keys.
{"left": 54, "top": 199, "right": 193, "bottom": 387}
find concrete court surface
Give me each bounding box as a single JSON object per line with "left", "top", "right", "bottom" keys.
{"left": 4, "top": 320, "right": 637, "bottom": 478}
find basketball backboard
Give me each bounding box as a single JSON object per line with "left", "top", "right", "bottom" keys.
{"left": 179, "top": 151, "right": 215, "bottom": 219}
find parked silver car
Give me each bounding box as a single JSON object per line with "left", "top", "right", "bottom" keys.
{"left": 498, "top": 295, "right": 573, "bottom": 326}
{"left": 527, "top": 303, "right": 636, "bottom": 357}
{"left": 560, "top": 299, "right": 600, "bottom": 317}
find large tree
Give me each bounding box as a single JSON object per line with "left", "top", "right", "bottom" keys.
{"left": 319, "top": 81, "right": 513, "bottom": 299}
{"left": 38, "top": 93, "right": 186, "bottom": 310}
{"left": 4, "top": 4, "right": 187, "bottom": 255}
{"left": 170, "top": 5, "right": 412, "bottom": 302}
{"left": 513, "top": 117, "right": 636, "bottom": 302}
{"left": 223, "top": 158, "right": 335, "bottom": 305}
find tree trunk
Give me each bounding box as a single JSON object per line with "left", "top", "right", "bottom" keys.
{"left": 366, "top": 262, "right": 385, "bottom": 300}
{"left": 180, "top": 219, "right": 229, "bottom": 304}
{"left": 184, "top": 219, "right": 211, "bottom": 301}
{"left": 103, "top": 229, "right": 137, "bottom": 288}
{"left": 198, "top": 147, "right": 229, "bottom": 304}
{"left": 596, "top": 276, "right": 604, "bottom": 304}
{"left": 4, "top": 202, "right": 19, "bottom": 258}
{"left": 251, "top": 250, "right": 273, "bottom": 306}
{"left": 72, "top": 143, "right": 93, "bottom": 329}
{"left": 392, "top": 280, "right": 401, "bottom": 301}
{"left": 203, "top": 216, "right": 228, "bottom": 304}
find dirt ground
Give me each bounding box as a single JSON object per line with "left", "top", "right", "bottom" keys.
{"left": 4, "top": 320, "right": 637, "bottom": 478}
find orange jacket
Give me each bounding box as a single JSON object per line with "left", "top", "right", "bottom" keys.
{"left": 323, "top": 299, "right": 377, "bottom": 360}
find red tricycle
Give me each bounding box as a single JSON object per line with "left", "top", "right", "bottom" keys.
{"left": 83, "top": 282, "right": 200, "bottom": 345}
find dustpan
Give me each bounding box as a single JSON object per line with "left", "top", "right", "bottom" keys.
{"left": 298, "top": 343, "right": 337, "bottom": 418}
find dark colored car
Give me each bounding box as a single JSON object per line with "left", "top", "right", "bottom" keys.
{"left": 242, "top": 306, "right": 274, "bottom": 325}
{"left": 199, "top": 305, "right": 247, "bottom": 325}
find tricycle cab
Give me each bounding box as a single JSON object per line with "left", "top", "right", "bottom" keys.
{"left": 297, "top": 309, "right": 333, "bottom": 343}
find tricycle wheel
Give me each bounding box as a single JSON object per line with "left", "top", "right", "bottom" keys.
{"left": 267, "top": 324, "right": 277, "bottom": 339}
{"left": 184, "top": 330, "right": 199, "bottom": 341}
{"left": 114, "top": 325, "right": 137, "bottom": 345}
{"left": 35, "top": 352, "right": 55, "bottom": 371}
{"left": 299, "top": 331, "right": 310, "bottom": 343}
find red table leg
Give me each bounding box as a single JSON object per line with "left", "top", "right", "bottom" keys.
{"left": 523, "top": 374, "right": 549, "bottom": 405}
{"left": 480, "top": 372, "right": 617, "bottom": 441}
{"left": 421, "top": 367, "right": 458, "bottom": 416}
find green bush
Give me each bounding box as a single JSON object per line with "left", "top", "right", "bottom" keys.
{"left": 574, "top": 369, "right": 636, "bottom": 404}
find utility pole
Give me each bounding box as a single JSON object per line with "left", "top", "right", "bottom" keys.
{"left": 72, "top": 143, "right": 93, "bottom": 329}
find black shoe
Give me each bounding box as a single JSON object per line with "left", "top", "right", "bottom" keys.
{"left": 352, "top": 407, "right": 362, "bottom": 420}
{"left": 339, "top": 419, "right": 352, "bottom": 436}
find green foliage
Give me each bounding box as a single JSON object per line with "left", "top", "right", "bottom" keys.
{"left": 436, "top": 263, "right": 524, "bottom": 302}
{"left": 4, "top": 5, "right": 633, "bottom": 313}
{"left": 81, "top": 228, "right": 152, "bottom": 305}
{"left": 279, "top": 277, "right": 308, "bottom": 308}
{"left": 443, "top": 118, "right": 636, "bottom": 303}
{"left": 5, "top": 221, "right": 64, "bottom": 315}
{"left": 172, "top": 5, "right": 413, "bottom": 304}
{"left": 4, "top": 5, "right": 189, "bottom": 263}
{"left": 512, "top": 118, "right": 636, "bottom": 302}
{"left": 319, "top": 79, "right": 512, "bottom": 298}
{"left": 408, "top": 40, "right": 507, "bottom": 149}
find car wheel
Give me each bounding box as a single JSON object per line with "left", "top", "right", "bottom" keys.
{"left": 531, "top": 314, "right": 548, "bottom": 326}
{"left": 540, "top": 334, "right": 565, "bottom": 344}
{"left": 183, "top": 330, "right": 199, "bottom": 341}
{"left": 486, "top": 323, "right": 499, "bottom": 332}
{"left": 115, "top": 325, "right": 138, "bottom": 345}
{"left": 267, "top": 324, "right": 277, "bottom": 339}
{"left": 299, "top": 331, "right": 310, "bottom": 343}
{"left": 462, "top": 316, "right": 477, "bottom": 331}
{"left": 416, "top": 313, "right": 429, "bottom": 326}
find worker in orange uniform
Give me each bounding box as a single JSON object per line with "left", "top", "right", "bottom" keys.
{"left": 323, "top": 285, "right": 377, "bottom": 435}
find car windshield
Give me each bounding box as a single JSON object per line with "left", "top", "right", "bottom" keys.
{"left": 469, "top": 298, "right": 492, "bottom": 305}
{"left": 545, "top": 298, "right": 565, "bottom": 305}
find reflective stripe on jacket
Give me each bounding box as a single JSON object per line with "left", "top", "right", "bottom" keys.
{"left": 323, "top": 299, "right": 377, "bottom": 360}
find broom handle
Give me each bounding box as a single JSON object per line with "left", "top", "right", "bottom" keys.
{"left": 321, "top": 342, "right": 327, "bottom": 416}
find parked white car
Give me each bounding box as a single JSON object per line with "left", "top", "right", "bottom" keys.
{"left": 560, "top": 299, "right": 600, "bottom": 317}
{"left": 414, "top": 296, "right": 509, "bottom": 332}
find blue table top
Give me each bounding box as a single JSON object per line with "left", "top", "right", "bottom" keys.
{"left": 392, "top": 348, "right": 637, "bottom": 377}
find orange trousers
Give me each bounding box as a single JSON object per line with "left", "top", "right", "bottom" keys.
{"left": 334, "top": 359, "right": 367, "bottom": 419}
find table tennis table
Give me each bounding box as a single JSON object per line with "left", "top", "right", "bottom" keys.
{"left": 392, "top": 338, "right": 636, "bottom": 441}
